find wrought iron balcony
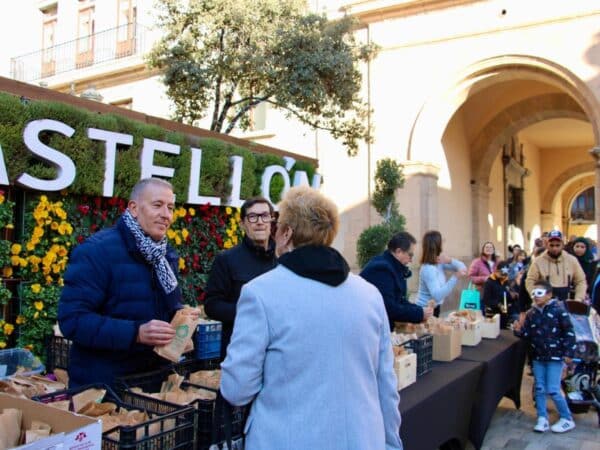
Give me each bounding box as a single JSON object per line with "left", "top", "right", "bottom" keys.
{"left": 10, "top": 22, "right": 152, "bottom": 82}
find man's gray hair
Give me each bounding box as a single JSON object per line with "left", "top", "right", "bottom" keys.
{"left": 130, "top": 178, "right": 174, "bottom": 201}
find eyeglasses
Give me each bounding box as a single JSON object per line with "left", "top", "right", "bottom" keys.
{"left": 531, "top": 288, "right": 548, "bottom": 298}
{"left": 246, "top": 213, "right": 274, "bottom": 223}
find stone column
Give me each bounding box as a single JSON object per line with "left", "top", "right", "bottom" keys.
{"left": 589, "top": 147, "right": 600, "bottom": 244}
{"left": 470, "top": 182, "right": 492, "bottom": 257}
{"left": 398, "top": 161, "right": 440, "bottom": 241}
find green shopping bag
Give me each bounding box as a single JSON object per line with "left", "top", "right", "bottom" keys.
{"left": 459, "top": 282, "right": 481, "bottom": 310}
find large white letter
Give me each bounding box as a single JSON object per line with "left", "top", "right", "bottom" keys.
{"left": 292, "top": 171, "right": 322, "bottom": 189}
{"left": 261, "top": 164, "right": 290, "bottom": 208}
{"left": 0, "top": 144, "right": 10, "bottom": 186}
{"left": 140, "top": 138, "right": 180, "bottom": 179}
{"left": 17, "top": 119, "right": 76, "bottom": 191}
{"left": 87, "top": 128, "right": 133, "bottom": 197}
{"left": 187, "top": 147, "right": 221, "bottom": 205}
{"left": 226, "top": 155, "right": 244, "bottom": 207}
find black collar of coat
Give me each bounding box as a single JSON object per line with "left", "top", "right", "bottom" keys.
{"left": 278, "top": 245, "right": 350, "bottom": 286}
{"left": 242, "top": 235, "right": 276, "bottom": 259}
{"left": 383, "top": 250, "right": 412, "bottom": 278}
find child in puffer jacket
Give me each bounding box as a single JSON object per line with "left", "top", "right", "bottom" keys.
{"left": 513, "top": 280, "right": 577, "bottom": 434}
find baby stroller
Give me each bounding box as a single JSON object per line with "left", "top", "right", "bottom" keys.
{"left": 561, "top": 300, "right": 600, "bottom": 425}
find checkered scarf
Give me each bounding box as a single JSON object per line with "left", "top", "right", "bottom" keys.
{"left": 122, "top": 209, "right": 178, "bottom": 294}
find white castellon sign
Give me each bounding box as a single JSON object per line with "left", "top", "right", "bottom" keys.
{"left": 0, "top": 119, "right": 321, "bottom": 207}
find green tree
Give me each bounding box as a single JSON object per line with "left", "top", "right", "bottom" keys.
{"left": 148, "top": 0, "right": 377, "bottom": 156}
{"left": 356, "top": 158, "right": 406, "bottom": 268}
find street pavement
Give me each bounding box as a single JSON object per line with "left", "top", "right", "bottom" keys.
{"left": 467, "top": 371, "right": 600, "bottom": 450}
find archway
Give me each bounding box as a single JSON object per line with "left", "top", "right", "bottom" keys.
{"left": 407, "top": 55, "right": 600, "bottom": 255}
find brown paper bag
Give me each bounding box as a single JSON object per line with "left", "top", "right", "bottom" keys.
{"left": 0, "top": 408, "right": 23, "bottom": 448}
{"left": 154, "top": 308, "right": 201, "bottom": 362}
{"left": 73, "top": 388, "right": 106, "bottom": 413}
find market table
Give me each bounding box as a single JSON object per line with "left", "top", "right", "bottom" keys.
{"left": 399, "top": 360, "right": 484, "bottom": 450}
{"left": 457, "top": 330, "right": 527, "bottom": 449}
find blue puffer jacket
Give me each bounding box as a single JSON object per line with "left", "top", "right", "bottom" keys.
{"left": 58, "top": 217, "right": 183, "bottom": 389}
{"left": 517, "top": 299, "right": 576, "bottom": 361}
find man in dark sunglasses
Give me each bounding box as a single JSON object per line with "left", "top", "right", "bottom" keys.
{"left": 360, "top": 231, "right": 433, "bottom": 330}
{"left": 205, "top": 196, "right": 277, "bottom": 360}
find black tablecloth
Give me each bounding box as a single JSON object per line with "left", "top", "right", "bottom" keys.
{"left": 457, "top": 330, "right": 527, "bottom": 449}
{"left": 399, "top": 360, "right": 484, "bottom": 450}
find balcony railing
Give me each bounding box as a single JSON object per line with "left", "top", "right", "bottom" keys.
{"left": 10, "top": 22, "right": 151, "bottom": 82}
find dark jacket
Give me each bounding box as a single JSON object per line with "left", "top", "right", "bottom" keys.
{"left": 58, "top": 217, "right": 183, "bottom": 389}
{"left": 482, "top": 275, "right": 512, "bottom": 311}
{"left": 204, "top": 236, "right": 276, "bottom": 359}
{"left": 516, "top": 299, "right": 576, "bottom": 361}
{"left": 360, "top": 250, "right": 423, "bottom": 330}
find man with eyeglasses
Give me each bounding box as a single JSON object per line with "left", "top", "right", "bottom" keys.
{"left": 205, "top": 197, "right": 277, "bottom": 360}
{"left": 525, "top": 230, "right": 587, "bottom": 303}
{"left": 360, "top": 231, "right": 433, "bottom": 330}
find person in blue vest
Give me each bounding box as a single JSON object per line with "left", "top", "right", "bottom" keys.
{"left": 360, "top": 231, "right": 433, "bottom": 330}
{"left": 58, "top": 178, "right": 190, "bottom": 389}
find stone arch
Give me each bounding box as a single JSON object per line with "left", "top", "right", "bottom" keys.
{"left": 562, "top": 176, "right": 595, "bottom": 219}
{"left": 541, "top": 162, "right": 596, "bottom": 213}
{"left": 471, "top": 93, "right": 586, "bottom": 185}
{"left": 407, "top": 55, "right": 600, "bottom": 166}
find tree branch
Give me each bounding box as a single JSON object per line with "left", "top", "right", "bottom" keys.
{"left": 224, "top": 96, "right": 270, "bottom": 134}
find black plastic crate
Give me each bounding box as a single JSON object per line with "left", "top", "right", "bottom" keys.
{"left": 33, "top": 383, "right": 195, "bottom": 450}
{"left": 402, "top": 334, "right": 433, "bottom": 377}
{"left": 46, "top": 335, "right": 72, "bottom": 372}
{"left": 116, "top": 364, "right": 247, "bottom": 450}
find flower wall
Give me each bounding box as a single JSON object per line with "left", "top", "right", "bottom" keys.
{"left": 0, "top": 189, "right": 243, "bottom": 356}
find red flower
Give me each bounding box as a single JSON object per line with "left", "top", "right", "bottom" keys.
{"left": 77, "top": 235, "right": 84, "bottom": 244}
{"left": 108, "top": 197, "right": 118, "bottom": 206}
{"left": 94, "top": 197, "right": 102, "bottom": 208}
{"left": 77, "top": 205, "right": 90, "bottom": 215}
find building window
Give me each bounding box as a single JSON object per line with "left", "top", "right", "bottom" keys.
{"left": 570, "top": 187, "right": 595, "bottom": 221}
{"left": 41, "top": 4, "right": 58, "bottom": 77}
{"left": 76, "top": 1, "right": 95, "bottom": 68}
{"left": 110, "top": 98, "right": 133, "bottom": 110}
{"left": 116, "top": 0, "right": 137, "bottom": 57}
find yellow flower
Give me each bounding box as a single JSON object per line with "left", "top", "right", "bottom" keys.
{"left": 34, "top": 301, "right": 44, "bottom": 311}
{"left": 26, "top": 242, "right": 35, "bottom": 251}
{"left": 58, "top": 277, "right": 64, "bottom": 287}
{"left": 40, "top": 195, "right": 48, "bottom": 203}
{"left": 5, "top": 224, "right": 13, "bottom": 229}
{"left": 0, "top": 341, "right": 6, "bottom": 349}
{"left": 223, "top": 239, "right": 233, "bottom": 249}
{"left": 55, "top": 208, "right": 67, "bottom": 220}
{"left": 31, "top": 284, "right": 41, "bottom": 294}
{"left": 15, "top": 315, "right": 25, "bottom": 325}
{"left": 0, "top": 194, "right": 4, "bottom": 205}
{"left": 45, "top": 276, "right": 53, "bottom": 285}
{"left": 57, "top": 246, "right": 68, "bottom": 257}
{"left": 188, "top": 208, "right": 196, "bottom": 216}
{"left": 167, "top": 229, "right": 176, "bottom": 240}
{"left": 2, "top": 266, "right": 12, "bottom": 278}
{"left": 178, "top": 257, "right": 185, "bottom": 270}
{"left": 33, "top": 226, "right": 44, "bottom": 238}
{"left": 50, "top": 221, "right": 59, "bottom": 230}
{"left": 57, "top": 222, "right": 72, "bottom": 235}
{"left": 182, "top": 229, "right": 189, "bottom": 240}
{"left": 33, "top": 312, "right": 39, "bottom": 320}
{"left": 3, "top": 323, "right": 13, "bottom": 336}
{"left": 174, "top": 235, "right": 182, "bottom": 246}
{"left": 10, "top": 255, "right": 20, "bottom": 266}
{"left": 226, "top": 228, "right": 233, "bottom": 237}
{"left": 10, "top": 243, "right": 21, "bottom": 255}
{"left": 18, "top": 258, "right": 27, "bottom": 268}
{"left": 177, "top": 207, "right": 186, "bottom": 217}
{"left": 226, "top": 207, "right": 232, "bottom": 215}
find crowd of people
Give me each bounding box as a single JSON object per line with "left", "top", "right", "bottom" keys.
{"left": 56, "top": 177, "right": 599, "bottom": 447}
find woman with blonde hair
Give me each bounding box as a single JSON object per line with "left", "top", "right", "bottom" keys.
{"left": 416, "top": 230, "right": 467, "bottom": 316}
{"left": 221, "top": 186, "right": 402, "bottom": 450}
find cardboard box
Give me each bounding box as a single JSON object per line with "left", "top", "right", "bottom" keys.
{"left": 432, "top": 329, "right": 462, "bottom": 361}
{"left": 0, "top": 392, "right": 101, "bottom": 450}
{"left": 461, "top": 319, "right": 482, "bottom": 346}
{"left": 481, "top": 314, "right": 500, "bottom": 339}
{"left": 394, "top": 353, "right": 417, "bottom": 390}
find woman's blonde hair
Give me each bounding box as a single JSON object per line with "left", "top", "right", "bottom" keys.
{"left": 277, "top": 186, "right": 339, "bottom": 247}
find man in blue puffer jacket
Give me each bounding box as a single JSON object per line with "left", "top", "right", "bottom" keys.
{"left": 58, "top": 178, "right": 188, "bottom": 389}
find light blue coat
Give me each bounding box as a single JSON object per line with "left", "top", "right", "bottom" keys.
{"left": 416, "top": 259, "right": 466, "bottom": 307}
{"left": 220, "top": 265, "right": 403, "bottom": 450}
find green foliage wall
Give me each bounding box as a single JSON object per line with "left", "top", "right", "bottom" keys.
{"left": 0, "top": 93, "right": 316, "bottom": 202}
